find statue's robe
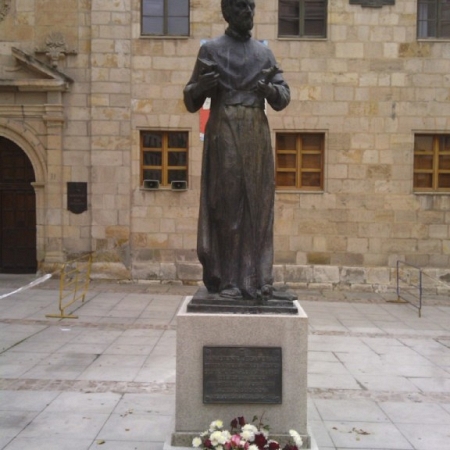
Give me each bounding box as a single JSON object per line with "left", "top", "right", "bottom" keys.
{"left": 184, "top": 32, "right": 290, "bottom": 299}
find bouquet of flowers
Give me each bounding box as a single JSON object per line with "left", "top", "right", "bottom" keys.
{"left": 192, "top": 416, "right": 303, "bottom": 450}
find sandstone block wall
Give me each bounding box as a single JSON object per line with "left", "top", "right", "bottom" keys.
{"left": 127, "top": 0, "right": 450, "bottom": 289}
{"left": 0, "top": 0, "right": 449, "bottom": 290}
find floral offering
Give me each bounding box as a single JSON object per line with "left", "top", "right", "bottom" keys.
{"left": 192, "top": 416, "right": 303, "bottom": 450}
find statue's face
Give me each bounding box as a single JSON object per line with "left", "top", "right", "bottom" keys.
{"left": 227, "top": 0, "right": 255, "bottom": 33}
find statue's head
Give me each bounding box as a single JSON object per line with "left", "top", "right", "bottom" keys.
{"left": 221, "top": 0, "right": 255, "bottom": 33}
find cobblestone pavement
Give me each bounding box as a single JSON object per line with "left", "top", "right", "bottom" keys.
{"left": 0, "top": 275, "right": 449, "bottom": 450}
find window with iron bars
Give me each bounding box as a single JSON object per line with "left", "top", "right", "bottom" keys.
{"left": 278, "top": 0, "right": 327, "bottom": 38}
{"left": 141, "top": 0, "right": 189, "bottom": 36}
{"left": 417, "top": 0, "right": 450, "bottom": 39}
{"left": 414, "top": 134, "right": 450, "bottom": 192}
{"left": 141, "top": 130, "right": 188, "bottom": 187}
{"left": 275, "top": 132, "right": 324, "bottom": 190}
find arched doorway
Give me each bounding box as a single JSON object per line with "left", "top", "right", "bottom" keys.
{"left": 0, "top": 137, "right": 37, "bottom": 273}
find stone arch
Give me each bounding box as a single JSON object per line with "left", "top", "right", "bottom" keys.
{"left": 0, "top": 119, "right": 47, "bottom": 268}
{"left": 0, "top": 118, "right": 47, "bottom": 183}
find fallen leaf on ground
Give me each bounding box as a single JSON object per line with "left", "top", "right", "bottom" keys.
{"left": 352, "top": 427, "right": 370, "bottom": 435}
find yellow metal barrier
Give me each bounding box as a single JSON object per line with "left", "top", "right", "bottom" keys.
{"left": 46, "top": 253, "right": 93, "bottom": 319}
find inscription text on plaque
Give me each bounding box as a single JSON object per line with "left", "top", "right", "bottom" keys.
{"left": 203, "top": 347, "right": 282, "bottom": 404}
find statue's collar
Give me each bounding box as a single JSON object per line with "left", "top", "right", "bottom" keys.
{"left": 225, "top": 27, "right": 251, "bottom": 41}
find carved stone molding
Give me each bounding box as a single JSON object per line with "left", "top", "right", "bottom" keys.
{"left": 0, "top": 0, "right": 11, "bottom": 22}
{"left": 35, "top": 32, "right": 77, "bottom": 68}
{"left": 0, "top": 48, "right": 74, "bottom": 92}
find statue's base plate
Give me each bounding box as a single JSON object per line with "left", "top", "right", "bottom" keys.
{"left": 186, "top": 287, "right": 298, "bottom": 314}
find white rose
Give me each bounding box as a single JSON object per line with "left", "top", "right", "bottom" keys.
{"left": 192, "top": 437, "right": 202, "bottom": 448}
{"left": 222, "top": 430, "right": 231, "bottom": 440}
{"left": 241, "top": 429, "right": 255, "bottom": 442}
{"left": 289, "top": 430, "right": 303, "bottom": 447}
{"left": 209, "top": 420, "right": 224, "bottom": 431}
{"left": 210, "top": 430, "right": 227, "bottom": 446}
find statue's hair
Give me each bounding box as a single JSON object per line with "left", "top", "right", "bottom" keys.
{"left": 221, "top": 0, "right": 233, "bottom": 22}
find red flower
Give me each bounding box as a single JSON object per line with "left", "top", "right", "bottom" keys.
{"left": 268, "top": 442, "right": 280, "bottom": 450}
{"left": 254, "top": 433, "right": 268, "bottom": 448}
{"left": 231, "top": 418, "right": 238, "bottom": 429}
{"left": 282, "top": 445, "right": 298, "bottom": 450}
{"left": 238, "top": 416, "right": 246, "bottom": 427}
{"left": 204, "top": 439, "right": 212, "bottom": 448}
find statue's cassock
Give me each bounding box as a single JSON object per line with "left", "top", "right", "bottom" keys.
{"left": 184, "top": 30, "right": 290, "bottom": 299}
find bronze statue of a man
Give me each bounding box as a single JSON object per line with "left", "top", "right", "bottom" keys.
{"left": 184, "top": 0, "right": 290, "bottom": 301}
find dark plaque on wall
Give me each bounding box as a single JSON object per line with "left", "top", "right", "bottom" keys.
{"left": 67, "top": 182, "right": 87, "bottom": 214}
{"left": 203, "top": 347, "right": 282, "bottom": 404}
{"left": 350, "top": 0, "right": 394, "bottom": 7}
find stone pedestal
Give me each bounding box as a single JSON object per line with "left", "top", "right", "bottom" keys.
{"left": 171, "top": 296, "right": 312, "bottom": 448}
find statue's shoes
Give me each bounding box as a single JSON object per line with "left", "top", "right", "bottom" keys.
{"left": 272, "top": 289, "right": 297, "bottom": 301}
{"left": 260, "top": 284, "right": 273, "bottom": 297}
{"left": 219, "top": 287, "right": 243, "bottom": 299}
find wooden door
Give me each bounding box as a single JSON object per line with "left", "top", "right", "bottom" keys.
{"left": 0, "top": 137, "right": 37, "bottom": 273}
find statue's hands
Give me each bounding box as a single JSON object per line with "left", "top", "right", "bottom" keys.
{"left": 257, "top": 80, "right": 277, "bottom": 100}
{"left": 193, "top": 71, "right": 219, "bottom": 98}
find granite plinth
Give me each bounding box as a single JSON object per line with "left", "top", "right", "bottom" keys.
{"left": 187, "top": 286, "right": 298, "bottom": 314}
{"left": 171, "top": 296, "right": 311, "bottom": 448}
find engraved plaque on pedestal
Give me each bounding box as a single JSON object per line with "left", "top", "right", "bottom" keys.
{"left": 203, "top": 346, "right": 282, "bottom": 404}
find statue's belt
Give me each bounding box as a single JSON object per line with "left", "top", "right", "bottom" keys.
{"left": 221, "top": 90, "right": 265, "bottom": 109}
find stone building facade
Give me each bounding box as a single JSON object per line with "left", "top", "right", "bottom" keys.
{"left": 0, "top": 0, "right": 449, "bottom": 290}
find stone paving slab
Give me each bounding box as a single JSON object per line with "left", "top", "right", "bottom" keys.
{"left": 0, "top": 276, "right": 449, "bottom": 449}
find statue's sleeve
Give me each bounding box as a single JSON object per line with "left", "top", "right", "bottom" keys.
{"left": 268, "top": 75, "right": 290, "bottom": 112}
{"left": 266, "top": 49, "right": 291, "bottom": 112}
{"left": 183, "top": 47, "right": 209, "bottom": 113}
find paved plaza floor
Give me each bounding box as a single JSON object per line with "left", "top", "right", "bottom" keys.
{"left": 0, "top": 274, "right": 449, "bottom": 450}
